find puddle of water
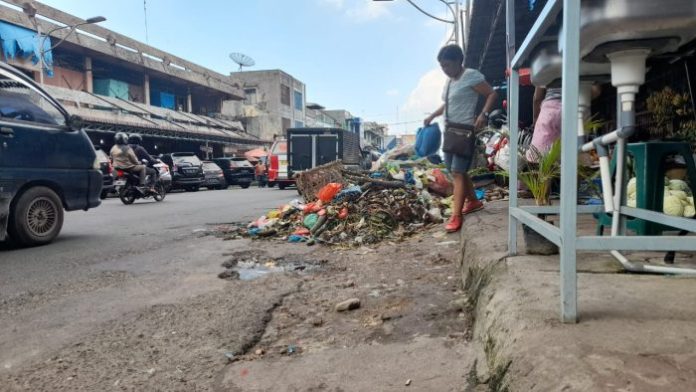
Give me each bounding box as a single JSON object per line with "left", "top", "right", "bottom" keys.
{"left": 219, "top": 257, "right": 324, "bottom": 281}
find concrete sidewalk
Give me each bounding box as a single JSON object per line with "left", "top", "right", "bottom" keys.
{"left": 461, "top": 201, "right": 696, "bottom": 391}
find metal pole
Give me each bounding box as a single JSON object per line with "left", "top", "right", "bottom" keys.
{"left": 559, "top": 0, "right": 580, "bottom": 323}
{"left": 454, "top": 0, "right": 461, "bottom": 47}
{"left": 36, "top": 21, "right": 44, "bottom": 85}
{"left": 505, "top": 0, "right": 518, "bottom": 255}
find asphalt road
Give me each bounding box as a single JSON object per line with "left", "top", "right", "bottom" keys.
{"left": 0, "top": 187, "right": 297, "bottom": 372}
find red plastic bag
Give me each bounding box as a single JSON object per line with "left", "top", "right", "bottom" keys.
{"left": 428, "top": 168, "right": 453, "bottom": 197}
{"left": 303, "top": 200, "right": 323, "bottom": 214}
{"left": 316, "top": 183, "right": 343, "bottom": 202}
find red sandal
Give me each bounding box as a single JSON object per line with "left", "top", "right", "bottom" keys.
{"left": 462, "top": 200, "right": 484, "bottom": 215}
{"left": 445, "top": 215, "right": 463, "bottom": 233}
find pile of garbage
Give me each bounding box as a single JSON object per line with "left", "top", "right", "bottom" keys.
{"left": 247, "top": 160, "right": 458, "bottom": 247}
{"left": 242, "top": 138, "right": 513, "bottom": 247}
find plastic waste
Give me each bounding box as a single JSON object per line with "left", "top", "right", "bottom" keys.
{"left": 288, "top": 234, "right": 308, "bottom": 243}
{"left": 427, "top": 207, "right": 443, "bottom": 223}
{"left": 248, "top": 228, "right": 262, "bottom": 236}
{"left": 428, "top": 168, "right": 454, "bottom": 197}
{"left": 404, "top": 170, "right": 415, "bottom": 185}
{"left": 338, "top": 207, "right": 349, "bottom": 219}
{"left": 303, "top": 213, "right": 319, "bottom": 229}
{"left": 303, "top": 201, "right": 323, "bottom": 214}
{"left": 267, "top": 210, "right": 281, "bottom": 219}
{"left": 335, "top": 185, "right": 362, "bottom": 202}
{"left": 293, "top": 227, "right": 311, "bottom": 236}
{"left": 317, "top": 183, "right": 343, "bottom": 202}
{"left": 475, "top": 189, "right": 485, "bottom": 201}
{"left": 415, "top": 123, "right": 441, "bottom": 157}
{"left": 289, "top": 199, "right": 305, "bottom": 209}
{"left": 391, "top": 171, "right": 405, "bottom": 181}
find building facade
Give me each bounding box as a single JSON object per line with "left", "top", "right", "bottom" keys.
{"left": 229, "top": 70, "right": 306, "bottom": 141}
{"left": 362, "top": 121, "right": 387, "bottom": 150}
{"left": 0, "top": 0, "right": 262, "bottom": 157}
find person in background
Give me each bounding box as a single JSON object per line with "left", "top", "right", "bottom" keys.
{"left": 255, "top": 157, "right": 267, "bottom": 188}
{"left": 424, "top": 44, "right": 498, "bottom": 233}
{"left": 528, "top": 84, "right": 601, "bottom": 162}
{"left": 128, "top": 133, "right": 157, "bottom": 189}
{"left": 527, "top": 86, "right": 562, "bottom": 162}
{"left": 110, "top": 132, "right": 147, "bottom": 189}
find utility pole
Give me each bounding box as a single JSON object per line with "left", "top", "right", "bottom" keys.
{"left": 453, "top": 0, "right": 461, "bottom": 48}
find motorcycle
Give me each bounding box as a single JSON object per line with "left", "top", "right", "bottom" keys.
{"left": 113, "top": 163, "right": 165, "bottom": 205}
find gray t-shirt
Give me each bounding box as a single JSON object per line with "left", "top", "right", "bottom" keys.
{"left": 442, "top": 68, "right": 485, "bottom": 125}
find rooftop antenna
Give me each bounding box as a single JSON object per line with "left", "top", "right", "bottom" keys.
{"left": 229, "top": 52, "right": 255, "bottom": 72}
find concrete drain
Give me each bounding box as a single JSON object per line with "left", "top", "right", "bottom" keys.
{"left": 218, "top": 253, "right": 326, "bottom": 281}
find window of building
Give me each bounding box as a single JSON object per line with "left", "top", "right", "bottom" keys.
{"left": 293, "top": 90, "right": 303, "bottom": 111}
{"left": 282, "top": 117, "right": 291, "bottom": 132}
{"left": 281, "top": 84, "right": 290, "bottom": 106}
{"left": 244, "top": 88, "right": 257, "bottom": 105}
{"left": 294, "top": 120, "right": 304, "bottom": 128}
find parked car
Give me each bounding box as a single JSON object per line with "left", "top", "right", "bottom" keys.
{"left": 211, "top": 157, "right": 254, "bottom": 188}
{"left": 153, "top": 159, "right": 172, "bottom": 192}
{"left": 267, "top": 138, "right": 294, "bottom": 190}
{"left": 202, "top": 161, "right": 227, "bottom": 190}
{"left": 160, "top": 152, "right": 204, "bottom": 192}
{"left": 94, "top": 146, "right": 114, "bottom": 199}
{"left": 0, "top": 61, "right": 102, "bottom": 246}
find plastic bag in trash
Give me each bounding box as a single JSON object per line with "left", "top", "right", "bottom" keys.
{"left": 335, "top": 185, "right": 362, "bottom": 202}
{"left": 303, "top": 213, "right": 319, "bottom": 229}
{"left": 427, "top": 168, "right": 453, "bottom": 197}
{"left": 317, "top": 183, "right": 343, "bottom": 202}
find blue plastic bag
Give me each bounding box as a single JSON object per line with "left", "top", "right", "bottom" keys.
{"left": 415, "top": 123, "right": 441, "bottom": 157}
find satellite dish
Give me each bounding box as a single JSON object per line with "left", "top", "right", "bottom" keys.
{"left": 229, "top": 52, "right": 255, "bottom": 72}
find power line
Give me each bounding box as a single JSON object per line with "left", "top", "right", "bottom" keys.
{"left": 405, "top": 0, "right": 455, "bottom": 24}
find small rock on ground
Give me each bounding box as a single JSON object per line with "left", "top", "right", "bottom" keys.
{"left": 335, "top": 298, "right": 361, "bottom": 312}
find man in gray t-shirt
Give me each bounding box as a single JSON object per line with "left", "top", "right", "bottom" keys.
{"left": 424, "top": 44, "right": 498, "bottom": 233}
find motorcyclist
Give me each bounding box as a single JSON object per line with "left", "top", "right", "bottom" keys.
{"left": 128, "top": 133, "right": 158, "bottom": 190}
{"left": 110, "top": 132, "right": 148, "bottom": 189}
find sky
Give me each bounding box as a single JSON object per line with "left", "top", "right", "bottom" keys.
{"left": 38, "top": 0, "right": 455, "bottom": 135}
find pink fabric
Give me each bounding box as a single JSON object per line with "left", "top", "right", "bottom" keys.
{"left": 527, "top": 99, "right": 562, "bottom": 162}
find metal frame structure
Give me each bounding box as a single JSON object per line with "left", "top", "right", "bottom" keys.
{"left": 505, "top": 0, "right": 696, "bottom": 323}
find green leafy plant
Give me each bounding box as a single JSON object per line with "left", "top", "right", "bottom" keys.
{"left": 518, "top": 139, "right": 562, "bottom": 206}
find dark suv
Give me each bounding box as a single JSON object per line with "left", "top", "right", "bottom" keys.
{"left": 0, "top": 61, "right": 102, "bottom": 246}
{"left": 211, "top": 157, "right": 254, "bottom": 188}
{"left": 160, "top": 152, "right": 205, "bottom": 191}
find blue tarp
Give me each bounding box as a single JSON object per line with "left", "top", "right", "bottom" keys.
{"left": 159, "top": 92, "right": 175, "bottom": 109}
{"left": 94, "top": 79, "right": 129, "bottom": 100}
{"left": 150, "top": 90, "right": 176, "bottom": 109}
{"left": 0, "top": 21, "right": 53, "bottom": 76}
